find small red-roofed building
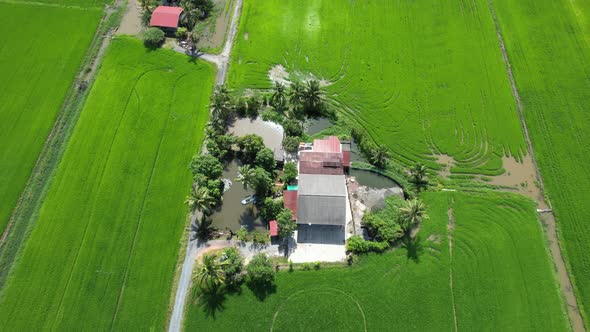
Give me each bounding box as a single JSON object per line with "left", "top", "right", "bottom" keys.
{"left": 150, "top": 6, "right": 184, "bottom": 30}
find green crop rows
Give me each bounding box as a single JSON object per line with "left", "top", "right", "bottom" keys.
{"left": 228, "top": 0, "right": 527, "bottom": 175}
{"left": 185, "top": 191, "right": 567, "bottom": 331}
{"left": 491, "top": 0, "right": 590, "bottom": 322}
{"left": 0, "top": 3, "right": 101, "bottom": 233}
{"left": 0, "top": 37, "right": 214, "bottom": 330}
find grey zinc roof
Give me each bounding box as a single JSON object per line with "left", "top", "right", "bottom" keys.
{"left": 297, "top": 174, "right": 347, "bottom": 225}
{"left": 298, "top": 174, "right": 346, "bottom": 197}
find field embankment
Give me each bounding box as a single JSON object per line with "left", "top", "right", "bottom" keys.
{"left": 186, "top": 191, "right": 567, "bottom": 331}
{"left": 228, "top": 0, "right": 527, "bottom": 176}
{"left": 0, "top": 37, "right": 214, "bottom": 330}
{"left": 0, "top": 3, "right": 101, "bottom": 234}
{"left": 491, "top": 0, "right": 590, "bottom": 324}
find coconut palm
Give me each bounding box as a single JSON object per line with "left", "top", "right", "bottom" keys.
{"left": 185, "top": 186, "right": 215, "bottom": 214}
{"left": 369, "top": 144, "right": 390, "bottom": 169}
{"left": 399, "top": 199, "right": 428, "bottom": 236}
{"left": 180, "top": 0, "right": 198, "bottom": 30}
{"left": 304, "top": 79, "right": 323, "bottom": 111}
{"left": 139, "top": 0, "right": 156, "bottom": 12}
{"left": 236, "top": 165, "right": 255, "bottom": 190}
{"left": 194, "top": 254, "right": 226, "bottom": 290}
{"left": 410, "top": 162, "right": 428, "bottom": 185}
{"left": 289, "top": 81, "right": 305, "bottom": 113}
{"left": 271, "top": 82, "right": 287, "bottom": 111}
{"left": 210, "top": 87, "right": 231, "bottom": 122}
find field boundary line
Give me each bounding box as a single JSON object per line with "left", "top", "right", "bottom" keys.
{"left": 447, "top": 200, "right": 458, "bottom": 332}
{"left": 0, "top": 0, "right": 125, "bottom": 293}
{"left": 109, "top": 70, "right": 194, "bottom": 330}
{"left": 486, "top": 0, "right": 586, "bottom": 330}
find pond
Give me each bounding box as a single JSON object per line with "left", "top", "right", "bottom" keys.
{"left": 305, "top": 117, "right": 333, "bottom": 136}
{"left": 209, "top": 159, "right": 266, "bottom": 232}
{"left": 349, "top": 168, "right": 401, "bottom": 190}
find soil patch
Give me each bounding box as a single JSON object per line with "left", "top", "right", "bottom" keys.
{"left": 269, "top": 64, "right": 291, "bottom": 85}
{"left": 434, "top": 154, "right": 456, "bottom": 177}
{"left": 489, "top": 155, "right": 546, "bottom": 209}
{"left": 116, "top": 0, "right": 141, "bottom": 35}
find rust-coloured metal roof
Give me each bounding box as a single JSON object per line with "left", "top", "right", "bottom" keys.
{"left": 150, "top": 6, "right": 183, "bottom": 28}
{"left": 342, "top": 150, "right": 351, "bottom": 167}
{"left": 269, "top": 220, "right": 278, "bottom": 236}
{"left": 283, "top": 190, "right": 298, "bottom": 219}
{"left": 313, "top": 136, "right": 341, "bottom": 153}
{"left": 299, "top": 151, "right": 343, "bottom": 175}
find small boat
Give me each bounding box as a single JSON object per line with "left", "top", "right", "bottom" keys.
{"left": 241, "top": 195, "right": 257, "bottom": 205}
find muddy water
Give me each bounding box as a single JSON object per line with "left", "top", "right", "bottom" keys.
{"left": 490, "top": 156, "right": 547, "bottom": 209}
{"left": 229, "top": 117, "right": 284, "bottom": 155}
{"left": 210, "top": 159, "right": 265, "bottom": 231}
{"left": 305, "top": 117, "right": 332, "bottom": 136}
{"left": 349, "top": 168, "right": 400, "bottom": 190}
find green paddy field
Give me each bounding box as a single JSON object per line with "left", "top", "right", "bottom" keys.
{"left": 0, "top": 37, "right": 214, "bottom": 331}
{"left": 185, "top": 191, "right": 567, "bottom": 331}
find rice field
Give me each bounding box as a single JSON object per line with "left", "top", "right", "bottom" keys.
{"left": 491, "top": 0, "right": 590, "bottom": 322}
{"left": 228, "top": 0, "right": 527, "bottom": 175}
{"left": 0, "top": 3, "right": 101, "bottom": 234}
{"left": 0, "top": 37, "right": 214, "bottom": 330}
{"left": 185, "top": 191, "right": 567, "bottom": 331}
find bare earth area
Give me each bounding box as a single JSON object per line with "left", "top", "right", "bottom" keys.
{"left": 116, "top": 0, "right": 141, "bottom": 36}
{"left": 489, "top": 156, "right": 547, "bottom": 209}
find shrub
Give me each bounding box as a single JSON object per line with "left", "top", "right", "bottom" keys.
{"left": 175, "top": 27, "right": 188, "bottom": 38}
{"left": 346, "top": 236, "right": 389, "bottom": 254}
{"left": 282, "top": 136, "right": 301, "bottom": 153}
{"left": 313, "top": 262, "right": 320, "bottom": 270}
{"left": 247, "top": 254, "right": 275, "bottom": 285}
{"left": 282, "top": 162, "right": 298, "bottom": 185}
{"left": 301, "top": 263, "right": 312, "bottom": 271}
{"left": 288, "top": 260, "right": 294, "bottom": 272}
{"left": 143, "top": 27, "right": 165, "bottom": 48}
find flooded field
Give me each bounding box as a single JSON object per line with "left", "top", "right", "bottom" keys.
{"left": 210, "top": 159, "right": 266, "bottom": 231}
{"left": 305, "top": 117, "right": 332, "bottom": 136}
{"left": 349, "top": 168, "right": 401, "bottom": 190}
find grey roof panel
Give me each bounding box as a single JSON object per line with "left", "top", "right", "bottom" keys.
{"left": 297, "top": 195, "right": 346, "bottom": 225}
{"left": 298, "top": 174, "right": 346, "bottom": 197}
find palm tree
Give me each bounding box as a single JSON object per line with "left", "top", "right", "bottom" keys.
{"left": 369, "top": 144, "right": 390, "bottom": 169}
{"left": 180, "top": 0, "right": 198, "bottom": 31}
{"left": 236, "top": 165, "right": 255, "bottom": 190}
{"left": 304, "top": 80, "right": 323, "bottom": 111}
{"left": 399, "top": 199, "right": 428, "bottom": 236}
{"left": 210, "top": 88, "right": 231, "bottom": 122}
{"left": 289, "top": 81, "right": 305, "bottom": 112}
{"left": 185, "top": 187, "right": 215, "bottom": 214}
{"left": 139, "top": 0, "right": 156, "bottom": 12}
{"left": 194, "top": 254, "right": 226, "bottom": 290}
{"left": 410, "top": 162, "right": 427, "bottom": 184}
{"left": 271, "top": 82, "right": 287, "bottom": 111}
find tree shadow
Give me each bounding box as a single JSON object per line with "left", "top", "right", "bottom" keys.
{"left": 197, "top": 217, "right": 217, "bottom": 241}
{"left": 196, "top": 286, "right": 227, "bottom": 318}
{"left": 403, "top": 235, "right": 424, "bottom": 263}
{"left": 246, "top": 280, "right": 276, "bottom": 301}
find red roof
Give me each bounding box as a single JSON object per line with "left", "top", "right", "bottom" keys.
{"left": 150, "top": 6, "right": 183, "bottom": 28}
{"left": 299, "top": 151, "right": 344, "bottom": 175}
{"left": 313, "top": 136, "right": 341, "bottom": 153}
{"left": 269, "top": 220, "right": 278, "bottom": 236}
{"left": 342, "top": 151, "right": 351, "bottom": 167}
{"left": 283, "top": 190, "right": 298, "bottom": 219}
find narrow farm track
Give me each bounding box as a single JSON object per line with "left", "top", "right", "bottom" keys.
{"left": 447, "top": 203, "right": 458, "bottom": 332}
{"left": 487, "top": 0, "right": 586, "bottom": 330}
{"left": 167, "top": 1, "right": 243, "bottom": 331}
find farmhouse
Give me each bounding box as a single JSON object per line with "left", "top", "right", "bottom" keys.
{"left": 149, "top": 6, "right": 184, "bottom": 31}
{"left": 284, "top": 136, "right": 350, "bottom": 244}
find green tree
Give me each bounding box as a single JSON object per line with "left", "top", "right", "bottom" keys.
{"left": 289, "top": 81, "right": 306, "bottom": 113}
{"left": 211, "top": 86, "right": 233, "bottom": 123}
{"left": 143, "top": 28, "right": 165, "bottom": 48}
{"left": 410, "top": 162, "right": 428, "bottom": 189}
{"left": 247, "top": 253, "right": 275, "bottom": 286}
{"left": 255, "top": 148, "right": 276, "bottom": 172}
{"left": 282, "top": 136, "right": 301, "bottom": 153}
{"left": 246, "top": 94, "right": 261, "bottom": 118}
{"left": 399, "top": 199, "right": 428, "bottom": 236}
{"left": 220, "top": 247, "right": 243, "bottom": 288}
{"left": 260, "top": 197, "right": 283, "bottom": 222}
{"left": 271, "top": 82, "right": 287, "bottom": 111}
{"left": 283, "top": 118, "right": 303, "bottom": 137}
{"left": 180, "top": 0, "right": 198, "bottom": 30}
{"left": 304, "top": 79, "right": 323, "bottom": 114}
{"left": 185, "top": 186, "right": 216, "bottom": 214}
{"left": 276, "top": 209, "right": 296, "bottom": 238}
{"left": 194, "top": 254, "right": 226, "bottom": 290}
{"left": 369, "top": 144, "right": 390, "bottom": 169}
{"left": 238, "top": 167, "right": 273, "bottom": 198}
{"left": 237, "top": 134, "right": 265, "bottom": 163}
{"left": 282, "top": 162, "right": 298, "bottom": 185}
{"left": 190, "top": 154, "right": 223, "bottom": 181}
